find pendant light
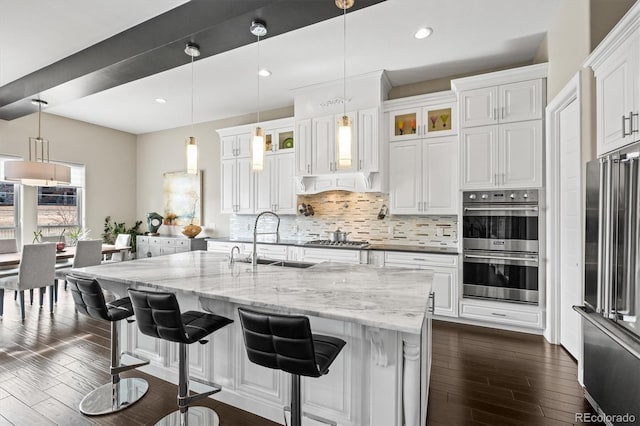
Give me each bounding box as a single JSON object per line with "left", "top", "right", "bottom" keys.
{"left": 184, "top": 42, "right": 200, "bottom": 175}
{"left": 336, "top": 0, "right": 354, "bottom": 169}
{"left": 250, "top": 19, "right": 267, "bottom": 172}
{"left": 4, "top": 99, "right": 71, "bottom": 186}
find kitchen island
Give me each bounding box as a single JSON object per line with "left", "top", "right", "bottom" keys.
{"left": 73, "top": 251, "right": 433, "bottom": 426}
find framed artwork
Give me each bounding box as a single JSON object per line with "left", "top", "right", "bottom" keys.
{"left": 426, "top": 107, "right": 452, "bottom": 133}
{"left": 163, "top": 171, "right": 202, "bottom": 226}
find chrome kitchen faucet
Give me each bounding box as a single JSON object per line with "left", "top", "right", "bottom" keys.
{"left": 252, "top": 211, "right": 280, "bottom": 270}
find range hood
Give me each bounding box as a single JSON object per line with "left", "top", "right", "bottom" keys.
{"left": 296, "top": 171, "right": 383, "bottom": 194}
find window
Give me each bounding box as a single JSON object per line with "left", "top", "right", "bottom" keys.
{"left": 37, "top": 163, "right": 85, "bottom": 238}
{"left": 0, "top": 156, "right": 20, "bottom": 239}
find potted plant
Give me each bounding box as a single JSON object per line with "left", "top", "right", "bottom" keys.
{"left": 102, "top": 216, "right": 143, "bottom": 254}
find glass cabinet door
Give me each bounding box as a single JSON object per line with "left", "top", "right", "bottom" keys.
{"left": 389, "top": 108, "right": 420, "bottom": 141}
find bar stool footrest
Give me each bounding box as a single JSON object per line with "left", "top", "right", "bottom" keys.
{"left": 178, "top": 376, "right": 222, "bottom": 407}
{"left": 111, "top": 351, "right": 150, "bottom": 375}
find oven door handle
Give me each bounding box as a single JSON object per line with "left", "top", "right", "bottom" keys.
{"left": 463, "top": 206, "right": 539, "bottom": 212}
{"left": 464, "top": 253, "right": 539, "bottom": 266}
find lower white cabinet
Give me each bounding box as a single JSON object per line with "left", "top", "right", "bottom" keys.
{"left": 383, "top": 251, "right": 459, "bottom": 317}
{"left": 459, "top": 299, "right": 543, "bottom": 329}
{"left": 137, "top": 236, "right": 206, "bottom": 258}
{"left": 207, "top": 241, "right": 246, "bottom": 255}
{"left": 296, "top": 247, "right": 367, "bottom": 264}
{"left": 389, "top": 136, "right": 458, "bottom": 215}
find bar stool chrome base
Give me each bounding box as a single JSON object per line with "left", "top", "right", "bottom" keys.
{"left": 155, "top": 406, "right": 220, "bottom": 426}
{"left": 79, "top": 377, "right": 149, "bottom": 416}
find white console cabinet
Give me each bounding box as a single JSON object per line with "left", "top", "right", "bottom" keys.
{"left": 137, "top": 236, "right": 206, "bottom": 259}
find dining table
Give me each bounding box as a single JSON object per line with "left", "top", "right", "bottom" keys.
{"left": 0, "top": 244, "right": 126, "bottom": 267}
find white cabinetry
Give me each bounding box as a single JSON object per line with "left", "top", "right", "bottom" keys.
{"left": 452, "top": 64, "right": 547, "bottom": 190}
{"left": 460, "top": 120, "right": 543, "bottom": 189}
{"left": 459, "top": 79, "right": 543, "bottom": 128}
{"left": 207, "top": 240, "right": 246, "bottom": 255}
{"left": 389, "top": 136, "right": 458, "bottom": 215}
{"left": 221, "top": 156, "right": 254, "bottom": 214}
{"left": 385, "top": 92, "right": 459, "bottom": 215}
{"left": 219, "top": 117, "right": 296, "bottom": 215}
{"left": 137, "top": 236, "right": 206, "bottom": 258}
{"left": 459, "top": 299, "right": 543, "bottom": 329}
{"left": 255, "top": 152, "right": 297, "bottom": 214}
{"left": 295, "top": 247, "right": 367, "bottom": 264}
{"left": 585, "top": 6, "right": 640, "bottom": 155}
{"left": 383, "top": 251, "right": 458, "bottom": 317}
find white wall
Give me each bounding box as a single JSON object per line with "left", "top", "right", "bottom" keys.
{"left": 136, "top": 106, "right": 293, "bottom": 238}
{"left": 0, "top": 113, "right": 137, "bottom": 243}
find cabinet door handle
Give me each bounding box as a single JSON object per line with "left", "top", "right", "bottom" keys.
{"left": 623, "top": 115, "right": 629, "bottom": 137}
{"left": 359, "top": 159, "right": 363, "bottom": 169}
{"left": 493, "top": 108, "right": 497, "bottom": 121}
{"left": 491, "top": 312, "right": 507, "bottom": 317}
{"left": 501, "top": 107, "right": 505, "bottom": 120}
{"left": 307, "top": 164, "right": 311, "bottom": 173}
{"left": 428, "top": 292, "right": 435, "bottom": 314}
{"left": 631, "top": 112, "right": 639, "bottom": 134}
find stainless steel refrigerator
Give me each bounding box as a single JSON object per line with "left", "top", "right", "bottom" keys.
{"left": 574, "top": 141, "right": 640, "bottom": 424}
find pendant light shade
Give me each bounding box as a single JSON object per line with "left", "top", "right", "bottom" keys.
{"left": 186, "top": 136, "right": 198, "bottom": 174}
{"left": 251, "top": 19, "right": 267, "bottom": 172}
{"left": 252, "top": 127, "right": 265, "bottom": 172}
{"left": 4, "top": 99, "right": 71, "bottom": 186}
{"left": 337, "top": 115, "right": 352, "bottom": 168}
{"left": 185, "top": 42, "right": 199, "bottom": 175}
{"left": 336, "top": 0, "right": 353, "bottom": 169}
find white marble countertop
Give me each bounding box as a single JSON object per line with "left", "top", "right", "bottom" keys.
{"left": 73, "top": 251, "right": 432, "bottom": 334}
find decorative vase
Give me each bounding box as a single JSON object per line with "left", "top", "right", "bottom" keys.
{"left": 182, "top": 224, "right": 202, "bottom": 238}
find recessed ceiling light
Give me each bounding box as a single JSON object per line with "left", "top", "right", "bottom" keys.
{"left": 258, "top": 69, "right": 272, "bottom": 77}
{"left": 155, "top": 98, "right": 167, "bottom": 104}
{"left": 414, "top": 27, "right": 433, "bottom": 40}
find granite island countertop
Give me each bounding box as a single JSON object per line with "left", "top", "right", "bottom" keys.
{"left": 73, "top": 251, "right": 433, "bottom": 334}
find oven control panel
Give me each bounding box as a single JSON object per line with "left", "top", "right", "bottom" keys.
{"left": 463, "top": 189, "right": 538, "bottom": 204}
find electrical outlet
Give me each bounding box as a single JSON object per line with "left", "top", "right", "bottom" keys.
{"left": 246, "top": 223, "right": 251, "bottom": 231}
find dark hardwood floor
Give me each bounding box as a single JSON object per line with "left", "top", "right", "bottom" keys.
{"left": 0, "top": 288, "right": 600, "bottom": 425}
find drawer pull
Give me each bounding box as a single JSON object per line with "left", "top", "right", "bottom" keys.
{"left": 413, "top": 258, "right": 426, "bottom": 262}
{"left": 491, "top": 312, "right": 507, "bottom": 317}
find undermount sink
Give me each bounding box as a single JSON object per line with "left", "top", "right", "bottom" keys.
{"left": 234, "top": 258, "right": 315, "bottom": 269}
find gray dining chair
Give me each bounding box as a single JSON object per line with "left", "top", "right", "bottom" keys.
{"left": 106, "top": 233, "right": 131, "bottom": 262}
{"left": 0, "top": 243, "right": 56, "bottom": 321}
{"left": 55, "top": 239, "right": 103, "bottom": 297}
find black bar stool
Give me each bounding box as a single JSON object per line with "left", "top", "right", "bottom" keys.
{"left": 237, "top": 307, "right": 346, "bottom": 426}
{"left": 128, "top": 289, "right": 233, "bottom": 426}
{"left": 66, "top": 275, "right": 150, "bottom": 415}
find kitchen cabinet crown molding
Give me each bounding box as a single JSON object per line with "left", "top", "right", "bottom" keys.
{"left": 383, "top": 90, "right": 456, "bottom": 112}
{"left": 584, "top": 1, "right": 640, "bottom": 69}
{"left": 451, "top": 63, "right": 548, "bottom": 93}
{"left": 216, "top": 117, "right": 294, "bottom": 138}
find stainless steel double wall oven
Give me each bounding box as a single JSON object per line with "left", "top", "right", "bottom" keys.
{"left": 462, "top": 189, "right": 541, "bottom": 304}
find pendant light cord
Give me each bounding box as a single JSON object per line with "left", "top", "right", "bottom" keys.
{"left": 190, "top": 52, "right": 195, "bottom": 135}
{"left": 343, "top": 3, "right": 347, "bottom": 117}
{"left": 257, "top": 34, "right": 261, "bottom": 125}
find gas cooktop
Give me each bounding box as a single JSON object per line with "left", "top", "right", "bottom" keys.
{"left": 303, "top": 240, "right": 370, "bottom": 248}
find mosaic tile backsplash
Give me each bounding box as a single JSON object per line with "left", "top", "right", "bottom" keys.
{"left": 229, "top": 191, "right": 458, "bottom": 248}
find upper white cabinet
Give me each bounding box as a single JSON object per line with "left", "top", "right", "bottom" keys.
{"left": 452, "top": 64, "right": 547, "bottom": 190}
{"left": 255, "top": 152, "right": 297, "bottom": 214}
{"left": 295, "top": 119, "right": 312, "bottom": 175}
{"left": 309, "top": 112, "right": 358, "bottom": 175}
{"left": 221, "top": 133, "right": 252, "bottom": 159}
{"left": 585, "top": 4, "right": 640, "bottom": 156}
{"left": 389, "top": 136, "right": 458, "bottom": 215}
{"left": 357, "top": 107, "right": 380, "bottom": 172}
{"left": 385, "top": 91, "right": 459, "bottom": 215}
{"left": 388, "top": 103, "right": 457, "bottom": 141}
{"left": 459, "top": 80, "right": 543, "bottom": 128}
{"left": 461, "top": 121, "right": 543, "bottom": 189}
{"left": 218, "top": 117, "right": 297, "bottom": 215}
